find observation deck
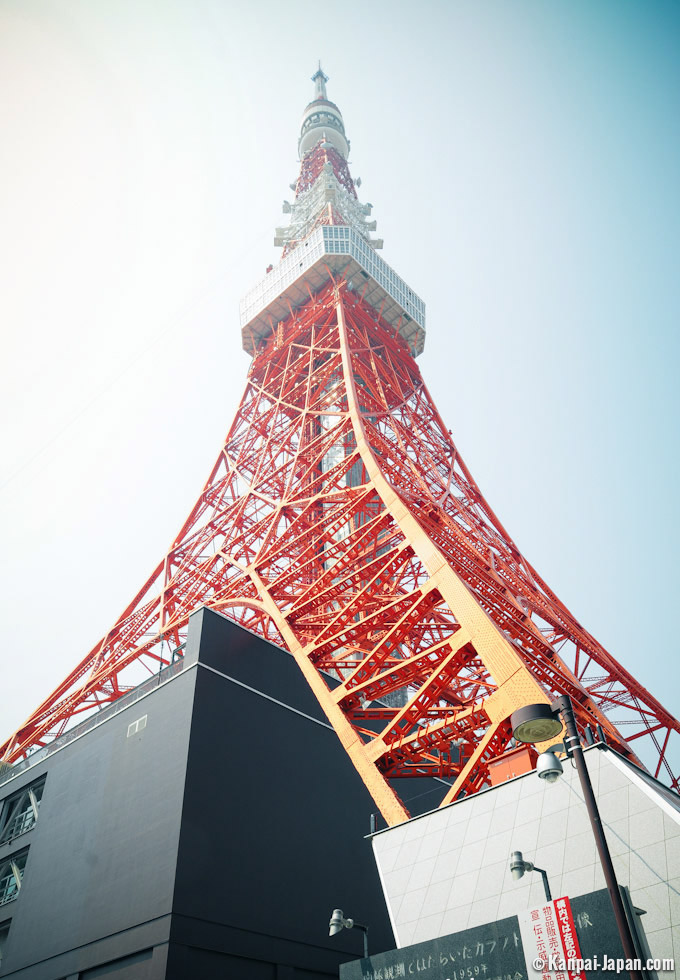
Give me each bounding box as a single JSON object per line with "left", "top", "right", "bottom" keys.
{"left": 240, "top": 225, "right": 426, "bottom": 357}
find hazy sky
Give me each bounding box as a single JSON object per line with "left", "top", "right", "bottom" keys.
{"left": 1, "top": 1, "right": 678, "bottom": 776}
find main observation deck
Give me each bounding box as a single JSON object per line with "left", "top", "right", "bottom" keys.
{"left": 240, "top": 225, "right": 426, "bottom": 357}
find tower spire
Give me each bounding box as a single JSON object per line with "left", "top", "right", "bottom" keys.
{"left": 312, "top": 61, "right": 328, "bottom": 101}
{"left": 298, "top": 65, "right": 349, "bottom": 160}
{"left": 276, "top": 72, "right": 382, "bottom": 256}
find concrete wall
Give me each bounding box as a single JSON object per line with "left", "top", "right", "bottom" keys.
{"left": 0, "top": 608, "right": 415, "bottom": 978}
{"left": 372, "top": 746, "right": 680, "bottom": 961}
{"left": 0, "top": 666, "right": 195, "bottom": 978}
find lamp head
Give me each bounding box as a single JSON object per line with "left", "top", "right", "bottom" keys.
{"left": 537, "top": 749, "right": 564, "bottom": 784}
{"left": 509, "top": 850, "right": 532, "bottom": 881}
{"left": 510, "top": 703, "right": 563, "bottom": 744}
{"left": 329, "top": 909, "right": 352, "bottom": 937}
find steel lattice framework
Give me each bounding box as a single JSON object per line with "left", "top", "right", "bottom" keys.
{"left": 3, "top": 71, "right": 678, "bottom": 823}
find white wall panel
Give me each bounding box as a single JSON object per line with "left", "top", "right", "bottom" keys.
{"left": 372, "top": 746, "right": 680, "bottom": 957}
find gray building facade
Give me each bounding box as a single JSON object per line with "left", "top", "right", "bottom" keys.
{"left": 0, "top": 609, "right": 446, "bottom": 979}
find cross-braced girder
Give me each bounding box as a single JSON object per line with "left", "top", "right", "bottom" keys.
{"left": 3, "top": 278, "right": 678, "bottom": 821}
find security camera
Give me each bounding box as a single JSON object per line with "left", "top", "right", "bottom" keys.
{"left": 537, "top": 749, "right": 564, "bottom": 784}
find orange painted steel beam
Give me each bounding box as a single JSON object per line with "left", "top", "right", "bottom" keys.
{"left": 3, "top": 279, "right": 678, "bottom": 823}
{"left": 3, "top": 76, "right": 679, "bottom": 823}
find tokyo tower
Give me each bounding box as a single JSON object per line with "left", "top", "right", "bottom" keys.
{"left": 3, "top": 68, "right": 678, "bottom": 825}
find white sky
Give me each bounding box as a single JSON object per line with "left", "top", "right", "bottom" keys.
{"left": 1, "top": 1, "right": 678, "bottom": 776}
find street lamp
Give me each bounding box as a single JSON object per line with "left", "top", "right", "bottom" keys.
{"left": 510, "top": 696, "right": 642, "bottom": 980}
{"left": 329, "top": 908, "right": 369, "bottom": 958}
{"left": 509, "top": 850, "right": 552, "bottom": 901}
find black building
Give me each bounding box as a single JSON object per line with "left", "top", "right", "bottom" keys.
{"left": 0, "top": 609, "right": 448, "bottom": 979}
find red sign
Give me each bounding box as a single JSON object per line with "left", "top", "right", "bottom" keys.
{"left": 519, "top": 896, "right": 586, "bottom": 980}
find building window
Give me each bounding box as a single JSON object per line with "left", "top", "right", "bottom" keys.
{"left": 126, "top": 715, "right": 147, "bottom": 738}
{"left": 0, "top": 850, "right": 28, "bottom": 906}
{"left": 0, "top": 776, "right": 45, "bottom": 845}
{"left": 0, "top": 919, "right": 10, "bottom": 968}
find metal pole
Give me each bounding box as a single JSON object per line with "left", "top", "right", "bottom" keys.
{"left": 554, "top": 695, "right": 642, "bottom": 980}
{"left": 355, "top": 923, "right": 369, "bottom": 959}
{"left": 534, "top": 866, "right": 552, "bottom": 902}
{"left": 363, "top": 927, "right": 368, "bottom": 960}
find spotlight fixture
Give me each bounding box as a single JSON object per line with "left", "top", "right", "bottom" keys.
{"left": 328, "top": 908, "right": 369, "bottom": 958}
{"left": 509, "top": 850, "right": 552, "bottom": 900}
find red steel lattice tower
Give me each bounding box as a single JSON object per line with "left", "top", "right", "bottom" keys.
{"left": 3, "top": 69, "right": 678, "bottom": 824}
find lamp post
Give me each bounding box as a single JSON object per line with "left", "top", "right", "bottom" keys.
{"left": 509, "top": 850, "right": 552, "bottom": 901}
{"left": 329, "top": 908, "right": 369, "bottom": 958}
{"left": 510, "top": 696, "right": 642, "bottom": 980}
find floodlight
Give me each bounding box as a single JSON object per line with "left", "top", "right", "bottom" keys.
{"left": 329, "top": 909, "right": 351, "bottom": 936}
{"left": 509, "top": 850, "right": 551, "bottom": 900}
{"left": 509, "top": 850, "right": 531, "bottom": 881}
{"left": 328, "top": 907, "right": 368, "bottom": 957}
{"left": 510, "top": 703, "right": 563, "bottom": 744}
